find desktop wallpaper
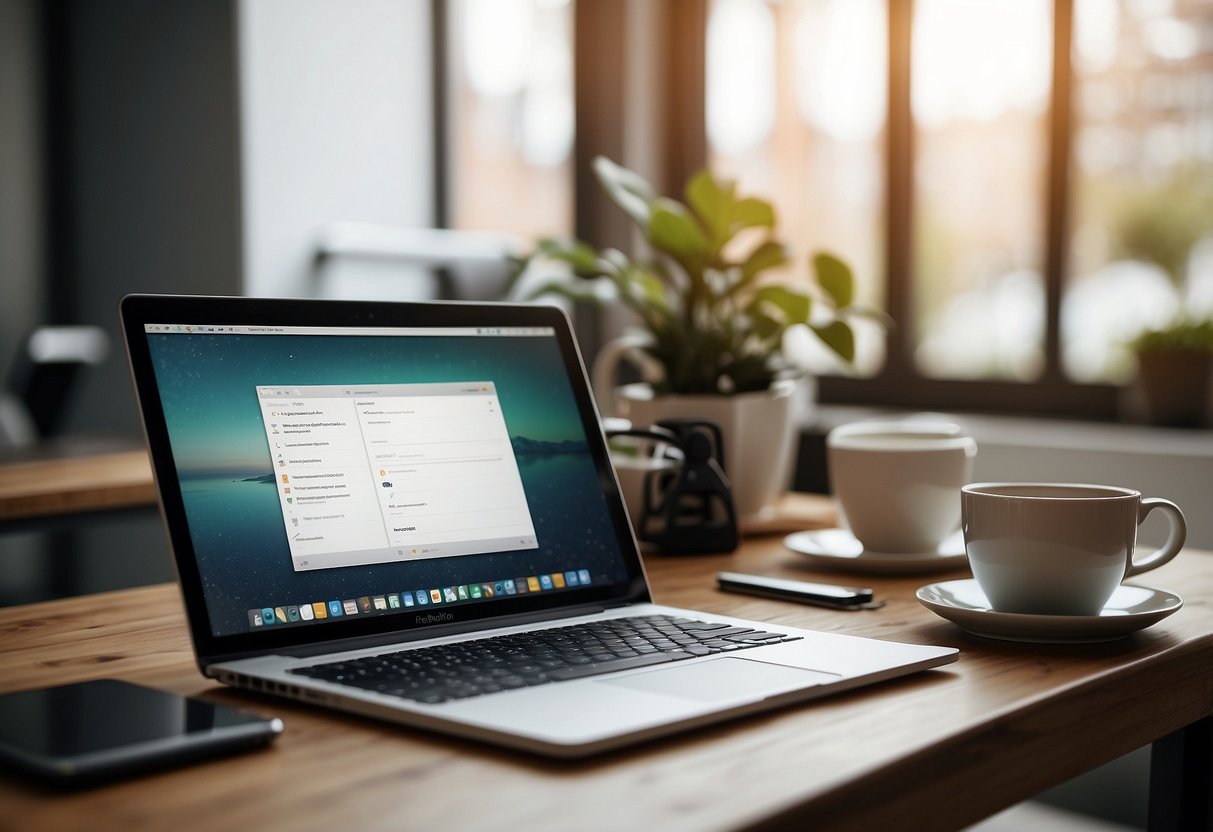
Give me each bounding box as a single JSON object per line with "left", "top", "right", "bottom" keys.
{"left": 147, "top": 332, "right": 630, "bottom": 637}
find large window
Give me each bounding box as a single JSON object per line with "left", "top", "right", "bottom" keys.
{"left": 432, "top": 0, "right": 1213, "bottom": 419}
{"left": 444, "top": 0, "right": 574, "bottom": 238}
{"left": 700, "top": 0, "right": 1213, "bottom": 417}
{"left": 707, "top": 0, "right": 887, "bottom": 375}
{"left": 1064, "top": 0, "right": 1213, "bottom": 383}
{"left": 910, "top": 0, "right": 1052, "bottom": 381}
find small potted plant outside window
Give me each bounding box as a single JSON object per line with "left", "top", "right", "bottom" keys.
{"left": 1107, "top": 168, "right": 1213, "bottom": 427}
{"left": 1130, "top": 318, "right": 1213, "bottom": 427}
{"left": 513, "top": 157, "right": 877, "bottom": 520}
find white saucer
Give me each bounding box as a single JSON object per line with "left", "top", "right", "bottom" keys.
{"left": 916, "top": 579, "right": 1183, "bottom": 643}
{"left": 783, "top": 528, "right": 968, "bottom": 575}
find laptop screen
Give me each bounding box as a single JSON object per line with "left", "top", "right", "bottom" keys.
{"left": 122, "top": 297, "right": 646, "bottom": 653}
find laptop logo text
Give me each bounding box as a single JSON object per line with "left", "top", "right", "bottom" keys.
{"left": 415, "top": 612, "right": 454, "bottom": 626}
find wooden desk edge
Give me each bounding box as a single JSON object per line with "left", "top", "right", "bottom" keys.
{"left": 754, "top": 628, "right": 1213, "bottom": 831}
{"left": 0, "top": 449, "right": 157, "bottom": 522}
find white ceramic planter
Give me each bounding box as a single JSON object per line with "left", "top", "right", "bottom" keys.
{"left": 608, "top": 379, "right": 807, "bottom": 522}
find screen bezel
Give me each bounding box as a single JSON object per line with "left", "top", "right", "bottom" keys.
{"left": 120, "top": 294, "right": 651, "bottom": 663}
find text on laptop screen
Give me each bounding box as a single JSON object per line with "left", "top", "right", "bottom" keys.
{"left": 143, "top": 324, "right": 630, "bottom": 637}
{"left": 255, "top": 382, "right": 537, "bottom": 571}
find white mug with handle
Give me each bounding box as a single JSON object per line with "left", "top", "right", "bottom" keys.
{"left": 962, "top": 483, "right": 1187, "bottom": 616}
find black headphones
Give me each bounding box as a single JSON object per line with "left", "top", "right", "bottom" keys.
{"left": 606, "top": 419, "right": 738, "bottom": 555}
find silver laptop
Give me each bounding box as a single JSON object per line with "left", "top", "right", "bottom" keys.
{"left": 120, "top": 294, "right": 956, "bottom": 758}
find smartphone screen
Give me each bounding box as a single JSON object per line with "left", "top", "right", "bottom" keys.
{"left": 0, "top": 679, "right": 282, "bottom": 783}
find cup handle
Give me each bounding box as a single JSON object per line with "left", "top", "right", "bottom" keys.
{"left": 590, "top": 333, "right": 659, "bottom": 418}
{"left": 1126, "top": 497, "right": 1187, "bottom": 578}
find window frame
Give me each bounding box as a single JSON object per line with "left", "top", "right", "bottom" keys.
{"left": 436, "top": 0, "right": 1123, "bottom": 420}
{"left": 822, "top": 0, "right": 1119, "bottom": 419}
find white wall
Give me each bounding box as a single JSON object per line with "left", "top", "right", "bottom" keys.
{"left": 238, "top": 0, "right": 435, "bottom": 298}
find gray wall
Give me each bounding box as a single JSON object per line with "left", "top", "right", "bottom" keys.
{"left": 0, "top": 0, "right": 437, "bottom": 605}
{"left": 19, "top": 0, "right": 438, "bottom": 436}
{"left": 55, "top": 0, "right": 244, "bottom": 435}
{"left": 0, "top": 0, "right": 45, "bottom": 368}
{"left": 0, "top": 0, "right": 245, "bottom": 604}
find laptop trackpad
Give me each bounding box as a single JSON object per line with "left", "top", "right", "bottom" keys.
{"left": 598, "top": 657, "right": 839, "bottom": 704}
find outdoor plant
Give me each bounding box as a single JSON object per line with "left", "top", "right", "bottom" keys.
{"left": 1130, "top": 317, "right": 1213, "bottom": 355}
{"left": 1128, "top": 316, "right": 1213, "bottom": 427}
{"left": 512, "top": 156, "right": 873, "bottom": 395}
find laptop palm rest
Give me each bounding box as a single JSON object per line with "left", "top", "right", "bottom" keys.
{"left": 598, "top": 657, "right": 840, "bottom": 703}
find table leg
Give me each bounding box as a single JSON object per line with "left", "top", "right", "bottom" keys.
{"left": 49, "top": 530, "right": 81, "bottom": 598}
{"left": 1149, "top": 716, "right": 1213, "bottom": 832}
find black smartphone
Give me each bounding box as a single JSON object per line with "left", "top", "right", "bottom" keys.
{"left": 0, "top": 679, "right": 283, "bottom": 785}
{"left": 717, "top": 571, "right": 878, "bottom": 610}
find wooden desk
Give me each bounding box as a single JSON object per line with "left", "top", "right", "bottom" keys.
{"left": 3, "top": 528, "right": 1212, "bottom": 831}
{"left": 0, "top": 447, "right": 155, "bottom": 526}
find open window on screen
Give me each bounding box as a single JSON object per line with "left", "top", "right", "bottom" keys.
{"left": 256, "top": 381, "right": 539, "bottom": 572}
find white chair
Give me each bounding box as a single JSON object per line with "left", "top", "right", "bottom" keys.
{"left": 311, "top": 222, "right": 524, "bottom": 302}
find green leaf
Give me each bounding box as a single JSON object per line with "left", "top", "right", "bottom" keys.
{"left": 593, "top": 156, "right": 654, "bottom": 228}
{"left": 752, "top": 286, "right": 812, "bottom": 325}
{"left": 522, "top": 279, "right": 604, "bottom": 305}
{"left": 811, "top": 320, "right": 856, "bottom": 363}
{"left": 601, "top": 247, "right": 634, "bottom": 273}
{"left": 536, "top": 236, "right": 601, "bottom": 273}
{"left": 724, "top": 355, "right": 779, "bottom": 393}
{"left": 606, "top": 265, "right": 674, "bottom": 325}
{"left": 738, "top": 241, "right": 790, "bottom": 285}
{"left": 733, "top": 197, "right": 776, "bottom": 231}
{"left": 812, "top": 252, "right": 854, "bottom": 308}
{"left": 648, "top": 199, "right": 712, "bottom": 264}
{"left": 841, "top": 304, "right": 895, "bottom": 330}
{"left": 685, "top": 170, "right": 775, "bottom": 250}
{"left": 634, "top": 270, "right": 673, "bottom": 310}
{"left": 748, "top": 309, "right": 784, "bottom": 341}
{"left": 685, "top": 169, "right": 734, "bottom": 247}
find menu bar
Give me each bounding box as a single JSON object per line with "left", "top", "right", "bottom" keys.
{"left": 145, "top": 324, "right": 554, "bottom": 337}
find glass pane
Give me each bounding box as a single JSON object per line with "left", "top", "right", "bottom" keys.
{"left": 911, "top": 0, "right": 1052, "bottom": 380}
{"left": 1063, "top": 0, "right": 1213, "bottom": 383}
{"left": 447, "top": 0, "right": 573, "bottom": 237}
{"left": 706, "top": 0, "right": 887, "bottom": 376}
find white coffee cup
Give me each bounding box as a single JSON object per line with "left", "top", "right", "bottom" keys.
{"left": 827, "top": 420, "right": 977, "bottom": 553}
{"left": 962, "top": 483, "right": 1187, "bottom": 616}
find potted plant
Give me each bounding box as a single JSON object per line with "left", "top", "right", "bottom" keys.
{"left": 1129, "top": 318, "right": 1213, "bottom": 427}
{"left": 513, "top": 157, "right": 874, "bottom": 520}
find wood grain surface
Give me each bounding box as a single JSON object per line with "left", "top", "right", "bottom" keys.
{"left": 2, "top": 519, "right": 1212, "bottom": 831}
{"left": 0, "top": 449, "right": 156, "bottom": 523}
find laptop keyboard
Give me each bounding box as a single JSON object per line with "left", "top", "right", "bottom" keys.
{"left": 289, "top": 614, "right": 801, "bottom": 705}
